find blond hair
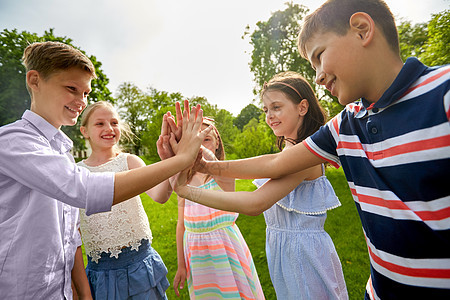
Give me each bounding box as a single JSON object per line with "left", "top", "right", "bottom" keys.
{"left": 80, "top": 101, "right": 134, "bottom": 153}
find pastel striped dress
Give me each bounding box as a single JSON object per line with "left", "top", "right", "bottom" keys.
{"left": 183, "top": 179, "right": 265, "bottom": 299}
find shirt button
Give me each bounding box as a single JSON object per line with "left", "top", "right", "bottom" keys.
{"left": 371, "top": 127, "right": 378, "bottom": 134}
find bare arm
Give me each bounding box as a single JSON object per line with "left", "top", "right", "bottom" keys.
{"left": 126, "top": 154, "right": 173, "bottom": 204}
{"left": 200, "top": 145, "right": 235, "bottom": 192}
{"left": 175, "top": 167, "right": 316, "bottom": 216}
{"left": 198, "top": 142, "right": 324, "bottom": 180}
{"left": 173, "top": 196, "right": 187, "bottom": 297}
{"left": 71, "top": 246, "right": 92, "bottom": 300}
{"left": 112, "top": 105, "right": 210, "bottom": 205}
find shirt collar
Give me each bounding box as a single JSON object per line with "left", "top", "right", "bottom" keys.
{"left": 22, "top": 110, "right": 73, "bottom": 153}
{"left": 355, "top": 57, "right": 427, "bottom": 119}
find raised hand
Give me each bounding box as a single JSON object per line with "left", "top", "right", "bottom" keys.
{"left": 156, "top": 113, "right": 175, "bottom": 160}
{"left": 169, "top": 102, "right": 212, "bottom": 167}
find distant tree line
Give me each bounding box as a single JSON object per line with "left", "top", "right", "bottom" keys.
{"left": 1, "top": 5, "right": 448, "bottom": 162}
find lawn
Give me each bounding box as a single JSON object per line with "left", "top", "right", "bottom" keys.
{"left": 82, "top": 167, "right": 370, "bottom": 299}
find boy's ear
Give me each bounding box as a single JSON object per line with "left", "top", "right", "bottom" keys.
{"left": 298, "top": 99, "right": 309, "bottom": 117}
{"left": 349, "top": 12, "right": 375, "bottom": 46}
{"left": 26, "top": 70, "right": 40, "bottom": 91}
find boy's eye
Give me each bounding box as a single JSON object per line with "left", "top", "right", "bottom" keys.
{"left": 317, "top": 51, "right": 322, "bottom": 61}
{"left": 96, "top": 122, "right": 103, "bottom": 126}
{"left": 67, "top": 86, "right": 76, "bottom": 91}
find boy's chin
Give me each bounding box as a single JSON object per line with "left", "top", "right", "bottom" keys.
{"left": 63, "top": 118, "right": 78, "bottom": 127}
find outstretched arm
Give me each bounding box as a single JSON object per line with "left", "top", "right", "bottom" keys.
{"left": 200, "top": 145, "right": 235, "bottom": 192}
{"left": 112, "top": 102, "right": 211, "bottom": 205}
{"left": 174, "top": 167, "right": 315, "bottom": 216}
{"left": 197, "top": 142, "right": 324, "bottom": 180}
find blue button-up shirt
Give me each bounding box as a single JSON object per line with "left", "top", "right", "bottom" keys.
{"left": 0, "top": 110, "right": 114, "bottom": 299}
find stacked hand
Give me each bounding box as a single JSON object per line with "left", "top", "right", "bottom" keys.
{"left": 157, "top": 100, "right": 211, "bottom": 191}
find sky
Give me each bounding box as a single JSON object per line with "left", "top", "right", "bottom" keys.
{"left": 1, "top": 0, "right": 448, "bottom": 115}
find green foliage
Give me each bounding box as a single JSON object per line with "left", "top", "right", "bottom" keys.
{"left": 243, "top": 2, "right": 343, "bottom": 119}
{"left": 397, "top": 19, "right": 428, "bottom": 62}
{"left": 419, "top": 10, "right": 450, "bottom": 66}
{"left": 233, "top": 103, "right": 262, "bottom": 130}
{"left": 243, "top": 2, "right": 313, "bottom": 93}
{"left": 0, "top": 28, "right": 112, "bottom": 150}
{"left": 213, "top": 109, "right": 240, "bottom": 158}
{"left": 231, "top": 115, "right": 277, "bottom": 159}
{"left": 115, "top": 82, "right": 153, "bottom": 155}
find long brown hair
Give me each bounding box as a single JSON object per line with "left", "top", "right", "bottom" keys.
{"left": 262, "top": 71, "right": 327, "bottom": 150}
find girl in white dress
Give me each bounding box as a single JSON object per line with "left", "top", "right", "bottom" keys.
{"left": 77, "top": 101, "right": 174, "bottom": 299}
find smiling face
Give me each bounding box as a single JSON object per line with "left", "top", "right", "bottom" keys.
{"left": 263, "top": 90, "right": 304, "bottom": 141}
{"left": 29, "top": 67, "right": 92, "bottom": 129}
{"left": 80, "top": 105, "right": 121, "bottom": 151}
{"left": 305, "top": 31, "right": 367, "bottom": 106}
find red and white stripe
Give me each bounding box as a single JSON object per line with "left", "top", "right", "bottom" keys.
{"left": 348, "top": 182, "right": 450, "bottom": 230}
{"left": 364, "top": 231, "right": 450, "bottom": 289}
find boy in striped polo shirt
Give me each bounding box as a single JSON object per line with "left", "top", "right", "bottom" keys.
{"left": 193, "top": 0, "right": 449, "bottom": 298}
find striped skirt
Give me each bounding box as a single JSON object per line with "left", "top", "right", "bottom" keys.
{"left": 184, "top": 189, "right": 264, "bottom": 299}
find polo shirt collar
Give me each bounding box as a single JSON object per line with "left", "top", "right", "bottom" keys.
{"left": 356, "top": 57, "right": 426, "bottom": 118}
{"left": 22, "top": 110, "right": 73, "bottom": 153}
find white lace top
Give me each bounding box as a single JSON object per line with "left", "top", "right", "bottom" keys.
{"left": 78, "top": 153, "right": 152, "bottom": 263}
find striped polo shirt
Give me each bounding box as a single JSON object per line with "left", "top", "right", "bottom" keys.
{"left": 304, "top": 57, "right": 450, "bottom": 299}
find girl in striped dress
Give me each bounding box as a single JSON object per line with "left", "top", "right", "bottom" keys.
{"left": 173, "top": 118, "right": 265, "bottom": 299}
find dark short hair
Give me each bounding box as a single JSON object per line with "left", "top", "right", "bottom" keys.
{"left": 298, "top": 0, "right": 399, "bottom": 58}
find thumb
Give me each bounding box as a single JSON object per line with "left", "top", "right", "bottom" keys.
{"left": 169, "top": 132, "right": 178, "bottom": 152}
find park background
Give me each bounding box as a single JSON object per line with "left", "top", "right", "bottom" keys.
{"left": 1, "top": 1, "right": 449, "bottom": 299}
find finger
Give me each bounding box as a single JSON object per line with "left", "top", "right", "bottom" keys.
{"left": 184, "top": 99, "right": 190, "bottom": 120}
{"left": 161, "top": 114, "right": 168, "bottom": 136}
{"left": 173, "top": 279, "right": 180, "bottom": 297}
{"left": 192, "top": 108, "right": 204, "bottom": 133}
{"left": 169, "top": 132, "right": 178, "bottom": 153}
{"left": 195, "top": 104, "right": 201, "bottom": 120}
{"left": 167, "top": 115, "right": 177, "bottom": 134}
{"left": 175, "top": 101, "right": 182, "bottom": 125}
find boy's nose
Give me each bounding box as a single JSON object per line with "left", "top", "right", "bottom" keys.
{"left": 315, "top": 71, "right": 326, "bottom": 85}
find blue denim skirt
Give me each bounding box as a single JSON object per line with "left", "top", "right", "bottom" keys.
{"left": 86, "top": 239, "right": 169, "bottom": 300}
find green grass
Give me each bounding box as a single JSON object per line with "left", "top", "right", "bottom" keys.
{"left": 82, "top": 167, "right": 369, "bottom": 299}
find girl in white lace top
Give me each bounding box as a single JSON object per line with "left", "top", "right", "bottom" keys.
{"left": 77, "top": 101, "right": 175, "bottom": 299}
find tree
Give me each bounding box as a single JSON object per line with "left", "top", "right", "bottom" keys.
{"left": 243, "top": 2, "right": 343, "bottom": 118}
{"left": 232, "top": 115, "right": 277, "bottom": 159}
{"left": 115, "top": 82, "right": 152, "bottom": 155}
{"left": 214, "top": 109, "right": 240, "bottom": 158}
{"left": 0, "top": 28, "right": 112, "bottom": 150}
{"left": 397, "top": 19, "right": 428, "bottom": 62}
{"left": 233, "top": 104, "right": 262, "bottom": 131}
{"left": 420, "top": 10, "right": 450, "bottom": 66}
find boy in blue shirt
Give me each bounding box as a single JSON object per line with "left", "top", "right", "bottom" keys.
{"left": 0, "top": 41, "right": 208, "bottom": 299}
{"left": 177, "top": 0, "right": 450, "bottom": 298}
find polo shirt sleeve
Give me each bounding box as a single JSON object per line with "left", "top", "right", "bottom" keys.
{"left": 304, "top": 113, "right": 342, "bottom": 168}
{"left": 0, "top": 125, "right": 114, "bottom": 215}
